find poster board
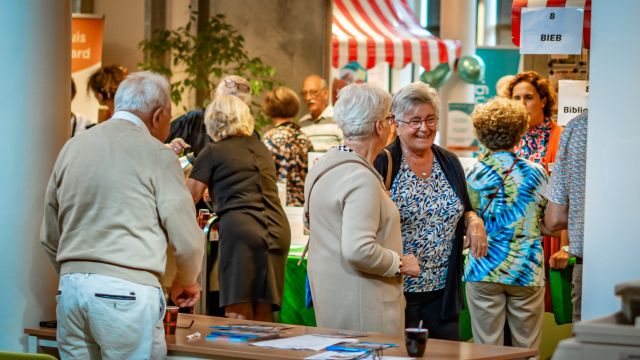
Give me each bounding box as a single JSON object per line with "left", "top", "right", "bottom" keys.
{"left": 557, "top": 80, "right": 588, "bottom": 126}
{"left": 71, "top": 14, "right": 104, "bottom": 125}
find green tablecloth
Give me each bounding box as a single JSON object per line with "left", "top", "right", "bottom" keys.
{"left": 280, "top": 245, "right": 316, "bottom": 326}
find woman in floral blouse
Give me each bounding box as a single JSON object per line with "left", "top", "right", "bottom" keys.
{"left": 263, "top": 87, "right": 314, "bottom": 206}
{"left": 373, "top": 82, "right": 487, "bottom": 340}
{"left": 506, "top": 71, "right": 565, "bottom": 311}
{"left": 465, "top": 97, "right": 548, "bottom": 350}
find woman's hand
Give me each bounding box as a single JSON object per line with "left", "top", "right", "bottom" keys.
{"left": 549, "top": 248, "right": 570, "bottom": 269}
{"left": 465, "top": 212, "right": 488, "bottom": 259}
{"left": 400, "top": 254, "right": 420, "bottom": 277}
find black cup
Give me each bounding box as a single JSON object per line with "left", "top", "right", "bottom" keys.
{"left": 405, "top": 328, "right": 428, "bottom": 357}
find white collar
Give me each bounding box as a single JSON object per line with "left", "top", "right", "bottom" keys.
{"left": 319, "top": 104, "right": 333, "bottom": 119}
{"left": 111, "top": 111, "right": 149, "bottom": 134}
{"left": 303, "top": 104, "right": 334, "bottom": 123}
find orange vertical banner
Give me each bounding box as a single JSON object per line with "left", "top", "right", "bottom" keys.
{"left": 71, "top": 15, "right": 104, "bottom": 125}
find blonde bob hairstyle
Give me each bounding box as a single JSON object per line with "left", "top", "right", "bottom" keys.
{"left": 204, "top": 94, "right": 255, "bottom": 142}
{"left": 471, "top": 97, "right": 529, "bottom": 151}
{"left": 262, "top": 86, "right": 300, "bottom": 119}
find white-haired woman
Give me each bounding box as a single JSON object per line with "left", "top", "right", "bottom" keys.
{"left": 304, "top": 83, "right": 419, "bottom": 335}
{"left": 167, "top": 74, "right": 255, "bottom": 155}
{"left": 373, "top": 82, "right": 487, "bottom": 340}
{"left": 214, "top": 74, "right": 252, "bottom": 105}
{"left": 186, "top": 95, "right": 291, "bottom": 321}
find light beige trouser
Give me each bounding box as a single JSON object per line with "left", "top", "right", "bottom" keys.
{"left": 572, "top": 263, "right": 583, "bottom": 322}
{"left": 466, "top": 282, "right": 544, "bottom": 350}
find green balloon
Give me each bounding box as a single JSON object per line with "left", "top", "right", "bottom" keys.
{"left": 420, "top": 63, "right": 451, "bottom": 88}
{"left": 457, "top": 54, "right": 485, "bottom": 85}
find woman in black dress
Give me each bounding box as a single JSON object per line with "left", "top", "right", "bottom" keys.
{"left": 186, "top": 95, "right": 291, "bottom": 321}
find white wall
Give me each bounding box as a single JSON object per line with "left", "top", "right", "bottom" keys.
{"left": 0, "top": 0, "right": 70, "bottom": 351}
{"left": 438, "top": 0, "right": 477, "bottom": 148}
{"left": 93, "top": 0, "right": 144, "bottom": 73}
{"left": 582, "top": 0, "right": 640, "bottom": 320}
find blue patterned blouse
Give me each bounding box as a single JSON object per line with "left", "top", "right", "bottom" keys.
{"left": 391, "top": 157, "right": 464, "bottom": 292}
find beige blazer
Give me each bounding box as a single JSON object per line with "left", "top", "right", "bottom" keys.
{"left": 304, "top": 149, "right": 404, "bottom": 335}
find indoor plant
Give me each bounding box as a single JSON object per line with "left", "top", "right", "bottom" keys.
{"left": 138, "top": 10, "right": 276, "bottom": 130}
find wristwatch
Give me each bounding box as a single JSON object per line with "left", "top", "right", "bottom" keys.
{"left": 561, "top": 245, "right": 570, "bottom": 253}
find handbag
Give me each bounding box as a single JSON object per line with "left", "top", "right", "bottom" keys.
{"left": 480, "top": 157, "right": 519, "bottom": 218}
{"left": 382, "top": 148, "right": 393, "bottom": 191}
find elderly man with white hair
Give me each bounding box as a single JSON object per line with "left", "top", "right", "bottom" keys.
{"left": 303, "top": 83, "right": 419, "bottom": 335}
{"left": 41, "top": 71, "right": 204, "bottom": 359}
{"left": 299, "top": 74, "right": 343, "bottom": 152}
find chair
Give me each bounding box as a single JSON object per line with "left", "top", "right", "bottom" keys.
{"left": 0, "top": 352, "right": 56, "bottom": 360}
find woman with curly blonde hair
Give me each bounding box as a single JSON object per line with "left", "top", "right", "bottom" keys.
{"left": 186, "top": 95, "right": 291, "bottom": 321}
{"left": 464, "top": 97, "right": 548, "bottom": 350}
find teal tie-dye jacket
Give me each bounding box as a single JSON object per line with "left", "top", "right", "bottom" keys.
{"left": 463, "top": 151, "right": 548, "bottom": 287}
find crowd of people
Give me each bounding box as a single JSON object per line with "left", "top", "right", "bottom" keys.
{"left": 44, "top": 67, "right": 586, "bottom": 358}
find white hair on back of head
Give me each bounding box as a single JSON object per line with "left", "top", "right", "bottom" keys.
{"left": 214, "top": 75, "right": 252, "bottom": 105}
{"left": 204, "top": 94, "right": 254, "bottom": 142}
{"left": 391, "top": 81, "right": 440, "bottom": 120}
{"left": 333, "top": 83, "right": 391, "bottom": 138}
{"left": 114, "top": 71, "right": 170, "bottom": 114}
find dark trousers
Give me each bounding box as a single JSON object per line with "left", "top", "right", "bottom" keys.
{"left": 405, "top": 290, "right": 459, "bottom": 341}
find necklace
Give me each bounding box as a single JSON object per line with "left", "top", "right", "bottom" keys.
{"left": 406, "top": 156, "right": 432, "bottom": 178}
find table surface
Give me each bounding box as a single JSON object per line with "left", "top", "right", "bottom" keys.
{"left": 26, "top": 314, "right": 537, "bottom": 360}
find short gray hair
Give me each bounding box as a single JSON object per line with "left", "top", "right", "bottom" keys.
{"left": 114, "top": 71, "right": 170, "bottom": 114}
{"left": 391, "top": 81, "right": 440, "bottom": 120}
{"left": 214, "top": 75, "right": 252, "bottom": 105}
{"left": 204, "top": 95, "right": 254, "bottom": 142}
{"left": 333, "top": 83, "right": 391, "bottom": 138}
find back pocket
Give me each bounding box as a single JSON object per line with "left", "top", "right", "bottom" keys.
{"left": 95, "top": 293, "right": 136, "bottom": 301}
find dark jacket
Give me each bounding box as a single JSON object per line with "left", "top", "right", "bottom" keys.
{"left": 167, "top": 109, "right": 261, "bottom": 157}
{"left": 373, "top": 137, "right": 472, "bottom": 320}
{"left": 168, "top": 109, "right": 210, "bottom": 156}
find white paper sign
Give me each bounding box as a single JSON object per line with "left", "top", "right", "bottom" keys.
{"left": 557, "top": 80, "right": 588, "bottom": 126}
{"left": 307, "top": 151, "right": 324, "bottom": 171}
{"left": 520, "top": 7, "right": 584, "bottom": 55}
{"left": 285, "top": 206, "right": 308, "bottom": 246}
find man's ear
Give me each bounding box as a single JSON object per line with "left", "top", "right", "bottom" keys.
{"left": 151, "top": 107, "right": 164, "bottom": 129}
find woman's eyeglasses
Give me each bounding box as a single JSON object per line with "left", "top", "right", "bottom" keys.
{"left": 224, "top": 79, "right": 251, "bottom": 93}
{"left": 397, "top": 115, "right": 438, "bottom": 129}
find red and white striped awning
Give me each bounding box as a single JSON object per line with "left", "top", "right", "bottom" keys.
{"left": 512, "top": 0, "right": 592, "bottom": 49}
{"left": 332, "top": 0, "right": 462, "bottom": 71}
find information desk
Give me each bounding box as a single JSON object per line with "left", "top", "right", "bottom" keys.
{"left": 26, "top": 314, "right": 537, "bottom": 359}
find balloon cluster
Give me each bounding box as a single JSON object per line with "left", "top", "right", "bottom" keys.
{"left": 419, "top": 54, "right": 486, "bottom": 88}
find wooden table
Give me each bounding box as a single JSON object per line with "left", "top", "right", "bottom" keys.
{"left": 26, "top": 314, "right": 537, "bottom": 359}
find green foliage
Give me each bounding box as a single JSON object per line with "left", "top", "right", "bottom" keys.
{"left": 138, "top": 10, "right": 276, "bottom": 130}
